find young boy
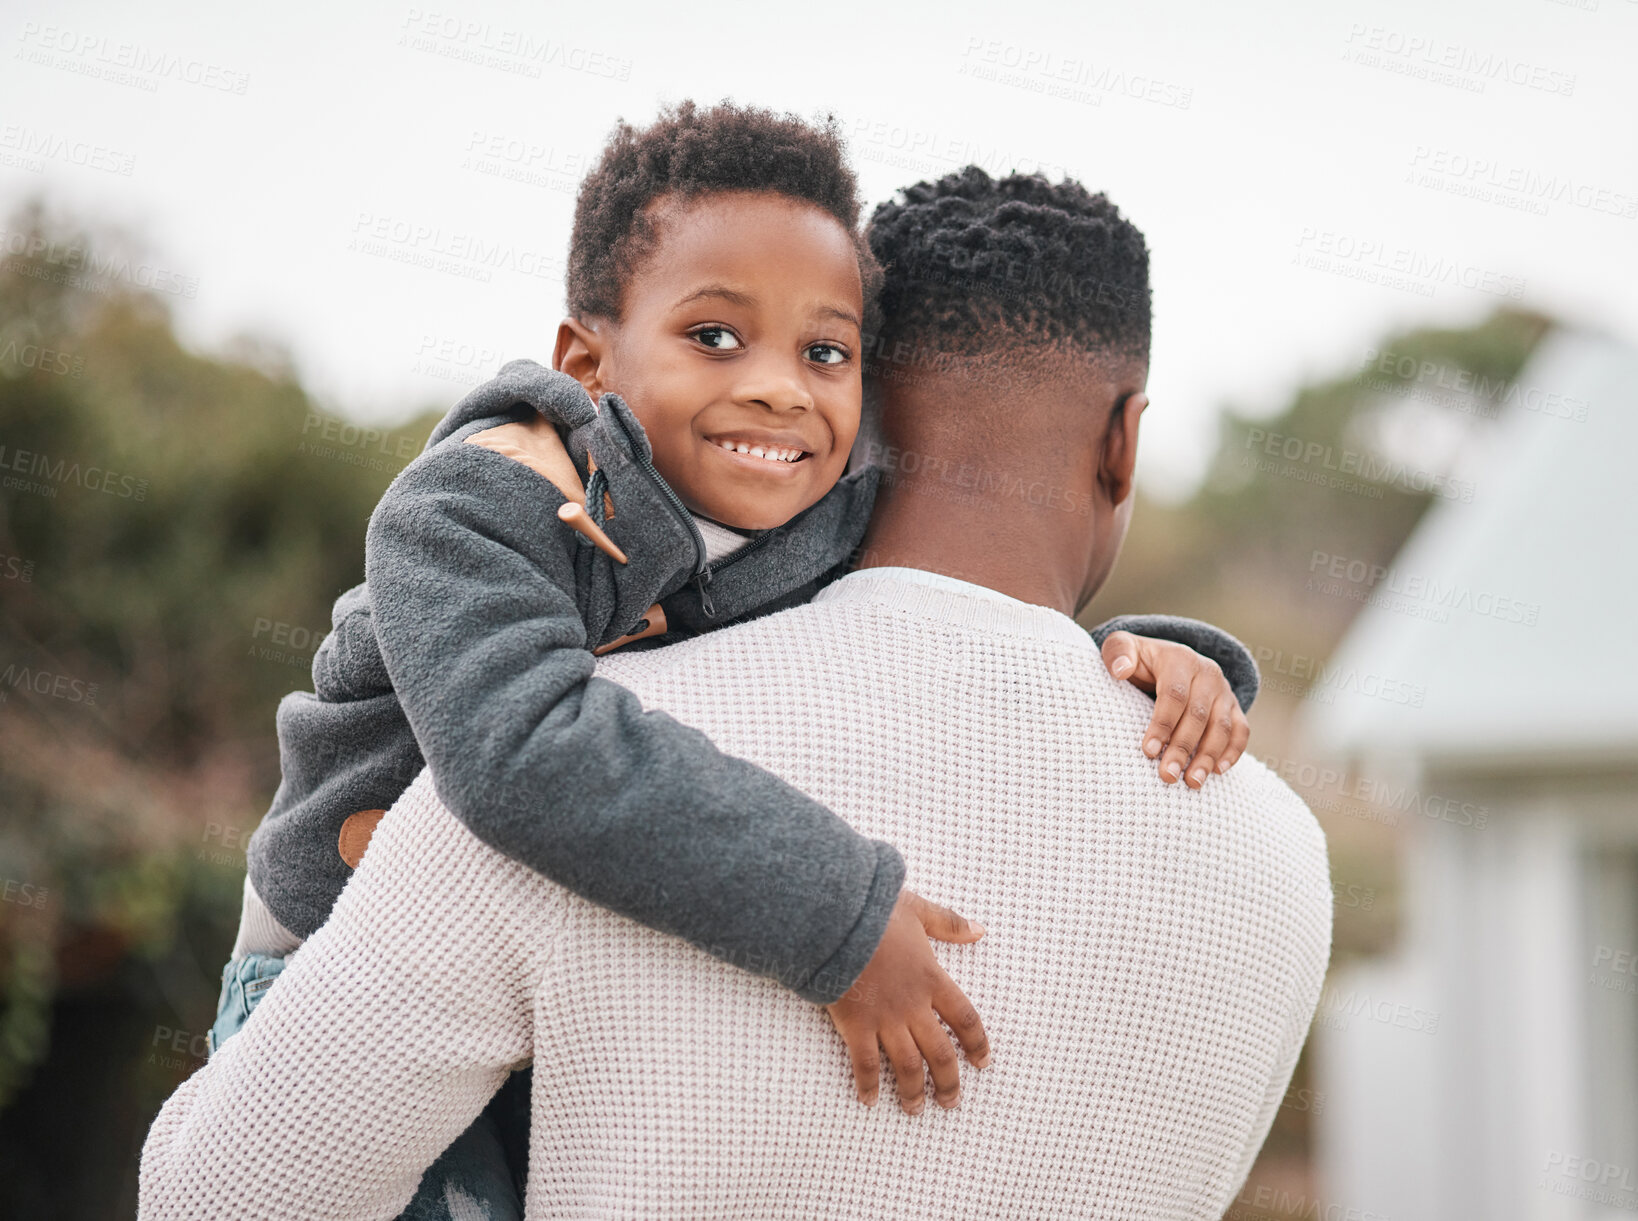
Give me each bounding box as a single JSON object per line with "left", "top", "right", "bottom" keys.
{"left": 214, "top": 102, "right": 1258, "bottom": 1216}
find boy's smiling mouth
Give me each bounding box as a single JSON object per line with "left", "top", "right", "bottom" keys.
{"left": 705, "top": 433, "right": 811, "bottom": 464}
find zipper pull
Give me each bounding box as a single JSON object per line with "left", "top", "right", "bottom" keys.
{"left": 696, "top": 566, "right": 716, "bottom": 618}
{"left": 558, "top": 502, "right": 628, "bottom": 564}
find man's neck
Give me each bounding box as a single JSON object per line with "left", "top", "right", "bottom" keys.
{"left": 851, "top": 358, "right": 1139, "bottom": 617}
{"left": 854, "top": 479, "right": 1087, "bottom": 617}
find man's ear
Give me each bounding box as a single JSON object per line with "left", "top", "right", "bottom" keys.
{"left": 1099, "top": 392, "right": 1147, "bottom": 507}
{"left": 554, "top": 317, "right": 611, "bottom": 401}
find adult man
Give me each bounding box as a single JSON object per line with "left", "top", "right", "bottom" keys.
{"left": 140, "top": 170, "right": 1331, "bottom": 1219}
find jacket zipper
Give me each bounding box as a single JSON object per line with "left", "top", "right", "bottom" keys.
{"left": 605, "top": 406, "right": 714, "bottom": 612}
{"left": 706, "top": 527, "right": 775, "bottom": 576}
{"left": 696, "top": 468, "right": 857, "bottom": 610}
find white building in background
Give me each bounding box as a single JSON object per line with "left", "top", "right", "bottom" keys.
{"left": 1299, "top": 328, "right": 1638, "bottom": 1220}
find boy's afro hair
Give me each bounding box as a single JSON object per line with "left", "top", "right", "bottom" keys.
{"left": 567, "top": 99, "right": 879, "bottom": 323}
{"left": 865, "top": 166, "right": 1151, "bottom": 362}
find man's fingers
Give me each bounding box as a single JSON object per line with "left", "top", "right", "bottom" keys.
{"left": 1185, "top": 698, "right": 1239, "bottom": 789}
{"left": 880, "top": 1029, "right": 927, "bottom": 1115}
{"left": 904, "top": 890, "right": 985, "bottom": 943}
{"left": 934, "top": 981, "right": 990, "bottom": 1068}
{"left": 1156, "top": 673, "right": 1212, "bottom": 784}
{"left": 910, "top": 1013, "right": 963, "bottom": 1109}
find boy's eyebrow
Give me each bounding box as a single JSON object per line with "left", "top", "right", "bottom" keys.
{"left": 672, "top": 284, "right": 758, "bottom": 311}
{"left": 671, "top": 284, "right": 862, "bottom": 331}
{"left": 816, "top": 303, "right": 863, "bottom": 330}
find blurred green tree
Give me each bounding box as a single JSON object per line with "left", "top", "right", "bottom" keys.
{"left": 0, "top": 198, "right": 440, "bottom": 1216}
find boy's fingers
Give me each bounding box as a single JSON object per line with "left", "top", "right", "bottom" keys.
{"left": 1100, "top": 631, "right": 1149, "bottom": 685}
{"left": 904, "top": 891, "right": 985, "bottom": 943}
{"left": 1143, "top": 673, "right": 1190, "bottom": 761}
{"left": 1218, "top": 715, "right": 1252, "bottom": 773}
{"left": 934, "top": 981, "right": 990, "bottom": 1068}
{"left": 910, "top": 1013, "right": 963, "bottom": 1109}
{"left": 880, "top": 1029, "right": 927, "bottom": 1115}
{"left": 841, "top": 1028, "right": 882, "bottom": 1106}
{"left": 1185, "top": 698, "right": 1239, "bottom": 789}
{"left": 1157, "top": 676, "right": 1212, "bottom": 784}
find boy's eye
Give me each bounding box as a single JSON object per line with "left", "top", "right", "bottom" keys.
{"left": 692, "top": 326, "right": 742, "bottom": 351}
{"left": 806, "top": 343, "right": 848, "bottom": 365}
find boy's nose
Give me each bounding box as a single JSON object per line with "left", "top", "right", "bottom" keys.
{"left": 737, "top": 360, "right": 813, "bottom": 413}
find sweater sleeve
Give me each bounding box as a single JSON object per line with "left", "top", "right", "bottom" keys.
{"left": 1086, "top": 614, "right": 1261, "bottom": 712}
{"left": 139, "top": 774, "right": 549, "bottom": 1221}
{"left": 366, "top": 443, "right": 904, "bottom": 1004}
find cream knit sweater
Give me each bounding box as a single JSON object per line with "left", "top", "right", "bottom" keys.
{"left": 140, "top": 570, "right": 1332, "bottom": 1220}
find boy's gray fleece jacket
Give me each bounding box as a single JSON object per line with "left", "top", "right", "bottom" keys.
{"left": 246, "top": 359, "right": 1261, "bottom": 1005}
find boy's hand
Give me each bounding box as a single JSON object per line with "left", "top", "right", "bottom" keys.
{"left": 824, "top": 890, "right": 989, "bottom": 1115}
{"left": 1101, "top": 631, "right": 1251, "bottom": 790}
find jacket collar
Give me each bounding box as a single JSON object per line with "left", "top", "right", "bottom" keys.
{"left": 438, "top": 360, "right": 880, "bottom": 649}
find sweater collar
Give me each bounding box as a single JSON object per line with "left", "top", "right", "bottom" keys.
{"left": 690, "top": 514, "right": 756, "bottom": 564}
{"left": 816, "top": 568, "right": 1096, "bottom": 651}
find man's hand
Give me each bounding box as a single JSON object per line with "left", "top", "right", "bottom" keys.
{"left": 824, "top": 890, "right": 989, "bottom": 1114}
{"left": 1101, "top": 631, "right": 1251, "bottom": 790}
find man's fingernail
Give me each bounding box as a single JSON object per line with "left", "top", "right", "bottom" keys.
{"left": 907, "top": 1099, "right": 924, "bottom": 1115}
{"left": 974, "top": 1052, "right": 991, "bottom": 1068}
{"left": 1189, "top": 768, "right": 1206, "bottom": 786}
{"left": 1112, "top": 657, "right": 1133, "bottom": 677}
{"left": 1145, "top": 738, "right": 1162, "bottom": 757}
{"left": 1164, "top": 761, "right": 1181, "bottom": 780}
{"left": 1217, "top": 758, "right": 1231, "bottom": 773}
{"left": 970, "top": 921, "right": 986, "bottom": 937}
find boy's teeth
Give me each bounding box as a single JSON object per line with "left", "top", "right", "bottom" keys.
{"left": 716, "top": 439, "right": 802, "bottom": 463}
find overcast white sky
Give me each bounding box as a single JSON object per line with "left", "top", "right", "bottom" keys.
{"left": 4, "top": 0, "right": 1634, "bottom": 497}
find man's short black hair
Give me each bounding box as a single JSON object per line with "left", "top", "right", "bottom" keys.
{"left": 865, "top": 166, "right": 1151, "bottom": 366}
{"left": 567, "top": 100, "right": 879, "bottom": 322}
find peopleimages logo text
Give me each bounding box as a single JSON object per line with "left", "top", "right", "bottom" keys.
{"left": 0, "top": 227, "right": 200, "bottom": 298}
{"left": 0, "top": 445, "right": 148, "bottom": 499}
{"left": 16, "top": 22, "right": 251, "bottom": 93}
{"left": 1244, "top": 428, "right": 1475, "bottom": 502}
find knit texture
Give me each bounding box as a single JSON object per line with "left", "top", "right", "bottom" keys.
{"left": 141, "top": 570, "right": 1330, "bottom": 1220}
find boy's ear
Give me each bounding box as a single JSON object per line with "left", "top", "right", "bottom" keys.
{"left": 553, "top": 317, "right": 611, "bottom": 402}
{"left": 1099, "top": 391, "right": 1147, "bottom": 508}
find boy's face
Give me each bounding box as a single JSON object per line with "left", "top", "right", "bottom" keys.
{"left": 567, "top": 192, "right": 864, "bottom": 531}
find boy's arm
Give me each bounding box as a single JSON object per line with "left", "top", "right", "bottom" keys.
{"left": 366, "top": 441, "right": 901, "bottom": 1005}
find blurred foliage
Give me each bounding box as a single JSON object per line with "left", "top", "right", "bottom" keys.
{"left": 0, "top": 196, "right": 1552, "bottom": 1213}
{"left": 0, "top": 197, "right": 440, "bottom": 1211}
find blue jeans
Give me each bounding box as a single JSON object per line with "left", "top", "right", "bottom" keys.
{"left": 210, "top": 953, "right": 528, "bottom": 1220}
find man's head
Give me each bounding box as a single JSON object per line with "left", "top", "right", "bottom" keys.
{"left": 860, "top": 167, "right": 1153, "bottom": 611}
{"left": 554, "top": 101, "right": 879, "bottom": 530}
